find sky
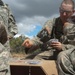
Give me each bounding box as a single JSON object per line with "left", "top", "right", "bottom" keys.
{"left": 2, "top": 0, "right": 75, "bottom": 38}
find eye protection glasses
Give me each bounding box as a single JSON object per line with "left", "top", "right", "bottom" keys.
{"left": 60, "top": 8, "right": 73, "bottom": 14}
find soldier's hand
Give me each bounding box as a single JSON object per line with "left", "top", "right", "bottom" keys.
{"left": 22, "top": 39, "right": 33, "bottom": 48}
{"left": 50, "top": 41, "right": 62, "bottom": 50}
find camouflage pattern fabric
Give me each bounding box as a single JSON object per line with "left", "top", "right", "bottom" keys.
{"left": 0, "top": 1, "right": 18, "bottom": 75}
{"left": 0, "top": 23, "right": 7, "bottom": 44}
{"left": 0, "top": 24, "right": 9, "bottom": 75}
{"left": 25, "top": 17, "right": 75, "bottom": 60}
{"left": 57, "top": 48, "right": 75, "bottom": 75}
{"left": 0, "top": 69, "right": 9, "bottom": 75}
{"left": 0, "top": 4, "right": 18, "bottom": 38}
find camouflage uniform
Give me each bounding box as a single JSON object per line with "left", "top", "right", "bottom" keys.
{"left": 25, "top": 17, "right": 75, "bottom": 61}
{"left": 0, "top": 23, "right": 9, "bottom": 75}
{"left": 56, "top": 17, "right": 75, "bottom": 74}
{"left": 0, "top": 1, "right": 18, "bottom": 75}
{"left": 57, "top": 48, "right": 75, "bottom": 75}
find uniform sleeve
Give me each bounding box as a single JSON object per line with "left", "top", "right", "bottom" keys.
{"left": 62, "top": 44, "right": 75, "bottom": 51}
{"left": 43, "top": 18, "right": 55, "bottom": 33}
{"left": 7, "top": 5, "right": 18, "bottom": 37}
{"left": 62, "top": 23, "right": 75, "bottom": 51}
{"left": 0, "top": 24, "right": 7, "bottom": 44}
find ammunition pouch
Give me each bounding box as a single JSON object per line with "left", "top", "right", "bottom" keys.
{"left": 37, "top": 29, "right": 50, "bottom": 43}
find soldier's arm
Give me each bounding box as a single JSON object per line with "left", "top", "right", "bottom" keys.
{"left": 0, "top": 42, "right": 10, "bottom": 71}
{"left": 61, "top": 38, "right": 75, "bottom": 51}
{"left": 0, "top": 26, "right": 7, "bottom": 44}
{"left": 0, "top": 24, "right": 9, "bottom": 70}
{"left": 0, "top": 23, "right": 7, "bottom": 44}
{"left": 6, "top": 4, "right": 18, "bottom": 38}
{"left": 37, "top": 19, "right": 55, "bottom": 43}
{"left": 61, "top": 23, "right": 75, "bottom": 51}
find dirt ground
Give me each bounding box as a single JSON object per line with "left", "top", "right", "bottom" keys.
{"left": 11, "top": 53, "right": 25, "bottom": 58}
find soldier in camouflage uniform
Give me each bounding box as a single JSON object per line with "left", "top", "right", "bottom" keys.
{"left": 56, "top": 0, "right": 75, "bottom": 75}
{"left": 22, "top": 0, "right": 75, "bottom": 62}
{"left": 0, "top": 22, "right": 8, "bottom": 75}
{"left": 0, "top": 0, "right": 18, "bottom": 75}
{"left": 23, "top": 0, "right": 75, "bottom": 74}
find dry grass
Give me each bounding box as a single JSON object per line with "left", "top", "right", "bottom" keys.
{"left": 11, "top": 53, "right": 25, "bottom": 58}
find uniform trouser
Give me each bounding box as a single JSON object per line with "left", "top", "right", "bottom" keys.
{"left": 57, "top": 48, "right": 75, "bottom": 75}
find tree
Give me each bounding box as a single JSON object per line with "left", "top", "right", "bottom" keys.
{"left": 10, "top": 35, "right": 27, "bottom": 54}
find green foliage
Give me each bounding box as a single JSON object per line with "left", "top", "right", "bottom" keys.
{"left": 10, "top": 35, "right": 27, "bottom": 54}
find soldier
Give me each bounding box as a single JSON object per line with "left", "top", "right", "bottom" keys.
{"left": 0, "top": 0, "right": 18, "bottom": 75}
{"left": 56, "top": 0, "right": 75, "bottom": 75}
{"left": 22, "top": 0, "right": 75, "bottom": 62}
{"left": 0, "top": 22, "right": 8, "bottom": 75}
